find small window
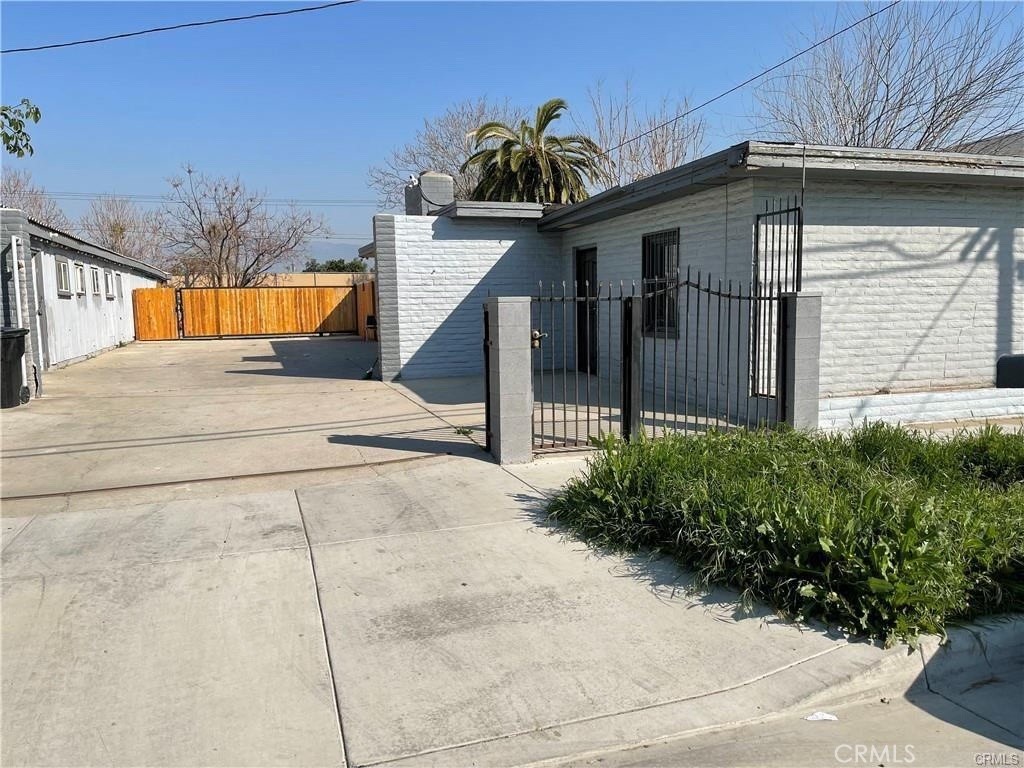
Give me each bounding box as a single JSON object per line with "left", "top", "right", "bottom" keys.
{"left": 56, "top": 259, "right": 72, "bottom": 296}
{"left": 75, "top": 263, "right": 86, "bottom": 295}
{"left": 104, "top": 269, "right": 115, "bottom": 299}
{"left": 642, "top": 229, "right": 679, "bottom": 336}
{"left": 115, "top": 273, "right": 123, "bottom": 298}
{"left": 91, "top": 267, "right": 101, "bottom": 295}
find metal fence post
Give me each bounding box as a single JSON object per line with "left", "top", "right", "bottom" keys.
{"left": 482, "top": 305, "right": 491, "bottom": 452}
{"left": 621, "top": 296, "right": 643, "bottom": 440}
{"left": 485, "top": 296, "right": 533, "bottom": 464}
{"left": 779, "top": 292, "right": 822, "bottom": 430}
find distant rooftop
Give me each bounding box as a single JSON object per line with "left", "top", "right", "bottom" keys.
{"left": 945, "top": 131, "right": 1024, "bottom": 157}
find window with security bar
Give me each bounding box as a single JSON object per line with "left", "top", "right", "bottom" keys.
{"left": 642, "top": 229, "right": 679, "bottom": 337}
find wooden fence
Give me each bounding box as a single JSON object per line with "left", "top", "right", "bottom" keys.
{"left": 132, "top": 283, "right": 376, "bottom": 341}
{"left": 133, "top": 288, "right": 179, "bottom": 340}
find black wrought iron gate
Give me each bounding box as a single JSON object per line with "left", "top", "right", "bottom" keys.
{"left": 527, "top": 197, "right": 803, "bottom": 453}
{"left": 530, "top": 273, "right": 790, "bottom": 451}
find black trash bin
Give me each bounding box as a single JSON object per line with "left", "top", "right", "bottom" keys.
{"left": 1, "top": 327, "right": 29, "bottom": 408}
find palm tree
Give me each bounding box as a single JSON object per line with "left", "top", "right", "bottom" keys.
{"left": 461, "top": 98, "right": 603, "bottom": 204}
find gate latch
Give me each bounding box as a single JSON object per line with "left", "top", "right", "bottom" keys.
{"left": 531, "top": 329, "right": 548, "bottom": 348}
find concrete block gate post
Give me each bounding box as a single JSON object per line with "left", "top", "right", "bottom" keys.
{"left": 485, "top": 296, "right": 533, "bottom": 465}
{"left": 780, "top": 292, "right": 822, "bottom": 430}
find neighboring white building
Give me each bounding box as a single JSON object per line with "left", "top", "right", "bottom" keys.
{"left": 2, "top": 209, "right": 166, "bottom": 400}
{"left": 365, "top": 142, "right": 1023, "bottom": 428}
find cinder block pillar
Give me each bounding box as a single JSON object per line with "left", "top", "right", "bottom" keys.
{"left": 780, "top": 292, "right": 822, "bottom": 430}
{"left": 485, "top": 296, "right": 533, "bottom": 464}
{"left": 372, "top": 215, "right": 401, "bottom": 380}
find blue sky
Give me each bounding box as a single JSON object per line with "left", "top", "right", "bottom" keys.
{"left": 3, "top": 1, "right": 852, "bottom": 258}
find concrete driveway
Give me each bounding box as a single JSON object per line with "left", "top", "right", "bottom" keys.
{"left": 1, "top": 338, "right": 1018, "bottom": 767}
{"left": 0, "top": 337, "right": 485, "bottom": 514}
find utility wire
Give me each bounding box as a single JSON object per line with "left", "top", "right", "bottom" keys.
{"left": 593, "top": 0, "right": 903, "bottom": 164}
{"left": 43, "top": 192, "right": 378, "bottom": 208}
{"left": 1, "top": 0, "right": 361, "bottom": 55}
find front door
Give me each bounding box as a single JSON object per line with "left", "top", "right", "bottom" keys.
{"left": 575, "top": 247, "right": 598, "bottom": 374}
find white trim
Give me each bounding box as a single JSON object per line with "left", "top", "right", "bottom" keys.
{"left": 10, "top": 236, "right": 29, "bottom": 390}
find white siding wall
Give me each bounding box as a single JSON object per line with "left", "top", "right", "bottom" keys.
{"left": 760, "top": 180, "right": 1024, "bottom": 397}
{"left": 38, "top": 249, "right": 160, "bottom": 368}
{"left": 376, "top": 214, "right": 562, "bottom": 379}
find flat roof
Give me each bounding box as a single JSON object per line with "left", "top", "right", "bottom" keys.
{"left": 539, "top": 141, "right": 1024, "bottom": 231}
{"left": 25, "top": 216, "right": 168, "bottom": 280}
{"left": 434, "top": 200, "right": 547, "bottom": 220}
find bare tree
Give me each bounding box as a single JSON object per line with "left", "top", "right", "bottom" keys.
{"left": 80, "top": 196, "right": 166, "bottom": 266}
{"left": 367, "top": 97, "right": 526, "bottom": 208}
{"left": 585, "top": 78, "right": 707, "bottom": 187}
{"left": 161, "top": 167, "right": 325, "bottom": 287}
{"left": 756, "top": 2, "right": 1024, "bottom": 151}
{"left": 0, "top": 169, "right": 72, "bottom": 229}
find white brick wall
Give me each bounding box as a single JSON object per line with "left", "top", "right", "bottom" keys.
{"left": 757, "top": 179, "right": 1023, "bottom": 397}
{"left": 375, "top": 214, "right": 561, "bottom": 379}
{"left": 559, "top": 180, "right": 755, "bottom": 287}
{"left": 819, "top": 388, "right": 1024, "bottom": 430}
{"left": 374, "top": 177, "right": 1022, "bottom": 429}
{"left": 558, "top": 182, "right": 758, "bottom": 414}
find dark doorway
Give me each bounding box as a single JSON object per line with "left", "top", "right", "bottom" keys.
{"left": 575, "top": 247, "right": 598, "bottom": 373}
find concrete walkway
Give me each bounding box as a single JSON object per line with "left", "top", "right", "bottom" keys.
{"left": 1, "top": 338, "right": 1019, "bottom": 767}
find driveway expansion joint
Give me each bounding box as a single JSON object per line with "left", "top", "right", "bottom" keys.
{"left": 295, "top": 489, "right": 352, "bottom": 768}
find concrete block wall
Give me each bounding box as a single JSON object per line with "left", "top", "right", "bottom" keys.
{"left": 374, "top": 214, "right": 562, "bottom": 379}
{"left": 1, "top": 209, "right": 43, "bottom": 397}
{"left": 754, "top": 179, "right": 1023, "bottom": 398}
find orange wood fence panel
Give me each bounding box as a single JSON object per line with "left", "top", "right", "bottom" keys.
{"left": 179, "top": 286, "right": 356, "bottom": 337}
{"left": 356, "top": 280, "right": 376, "bottom": 340}
{"left": 132, "top": 288, "right": 179, "bottom": 340}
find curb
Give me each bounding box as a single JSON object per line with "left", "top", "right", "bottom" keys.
{"left": 917, "top": 615, "right": 1024, "bottom": 687}
{"left": 370, "top": 640, "right": 923, "bottom": 768}
{"left": 367, "top": 618, "right": 1023, "bottom": 768}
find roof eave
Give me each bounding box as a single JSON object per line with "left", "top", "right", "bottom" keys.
{"left": 538, "top": 143, "right": 750, "bottom": 232}
{"left": 26, "top": 218, "right": 168, "bottom": 280}
{"left": 745, "top": 141, "right": 1024, "bottom": 183}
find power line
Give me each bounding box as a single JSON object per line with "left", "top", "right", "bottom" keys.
{"left": 55, "top": 225, "right": 370, "bottom": 241}
{"left": 43, "top": 192, "right": 378, "bottom": 208}
{"left": 1, "top": 0, "right": 362, "bottom": 55}
{"left": 593, "top": 0, "right": 903, "bottom": 164}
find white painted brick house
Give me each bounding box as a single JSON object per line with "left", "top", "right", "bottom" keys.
{"left": 365, "top": 143, "right": 1023, "bottom": 428}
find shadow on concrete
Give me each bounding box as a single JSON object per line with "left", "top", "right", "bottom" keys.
{"left": 513, "top": 491, "right": 819, "bottom": 629}
{"left": 523, "top": 487, "right": 1024, "bottom": 749}
{"left": 225, "top": 337, "right": 378, "bottom": 381}
{"left": 909, "top": 622, "right": 1024, "bottom": 749}
{"left": 327, "top": 429, "right": 488, "bottom": 460}
{"left": 395, "top": 375, "right": 486, "bottom": 408}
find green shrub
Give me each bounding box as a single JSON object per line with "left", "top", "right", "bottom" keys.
{"left": 547, "top": 423, "right": 1024, "bottom": 644}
